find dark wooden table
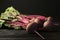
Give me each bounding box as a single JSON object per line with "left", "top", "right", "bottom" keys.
{"left": 0, "top": 29, "right": 60, "bottom": 40}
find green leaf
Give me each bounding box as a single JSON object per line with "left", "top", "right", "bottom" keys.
{"left": 4, "top": 23, "right": 10, "bottom": 27}
{"left": 13, "top": 26, "right": 21, "bottom": 30}
{"left": 0, "top": 20, "right": 5, "bottom": 28}
{"left": 1, "top": 6, "right": 20, "bottom": 20}
{"left": 1, "top": 13, "right": 8, "bottom": 19}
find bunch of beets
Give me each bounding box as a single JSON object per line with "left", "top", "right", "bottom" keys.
{"left": 0, "top": 6, "right": 46, "bottom": 30}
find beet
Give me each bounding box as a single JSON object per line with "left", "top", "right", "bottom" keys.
{"left": 26, "top": 22, "right": 38, "bottom": 33}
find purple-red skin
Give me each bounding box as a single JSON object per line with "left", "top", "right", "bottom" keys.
{"left": 8, "top": 14, "right": 47, "bottom": 29}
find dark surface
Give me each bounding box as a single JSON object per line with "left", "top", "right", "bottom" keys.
{"left": 0, "top": 29, "right": 60, "bottom": 40}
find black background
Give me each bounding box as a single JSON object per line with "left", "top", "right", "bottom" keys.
{"left": 0, "top": 0, "right": 58, "bottom": 17}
